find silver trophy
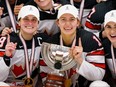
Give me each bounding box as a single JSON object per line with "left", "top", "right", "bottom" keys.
{"left": 41, "top": 42, "right": 77, "bottom": 87}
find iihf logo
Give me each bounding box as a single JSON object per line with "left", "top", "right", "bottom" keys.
{"left": 29, "top": 7, "right": 33, "bottom": 11}
{"left": 111, "top": 12, "right": 114, "bottom": 17}
{"left": 65, "top": 6, "right": 69, "bottom": 11}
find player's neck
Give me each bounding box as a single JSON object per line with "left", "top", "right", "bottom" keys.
{"left": 112, "top": 42, "right": 116, "bottom": 48}
{"left": 20, "top": 33, "right": 33, "bottom": 40}
{"left": 61, "top": 33, "right": 76, "bottom": 46}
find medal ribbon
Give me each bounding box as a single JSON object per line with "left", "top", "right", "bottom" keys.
{"left": 60, "top": 35, "right": 76, "bottom": 78}
{"left": 111, "top": 44, "right": 116, "bottom": 77}
{"left": 60, "top": 35, "right": 76, "bottom": 47}
{"left": 60, "top": 35, "right": 76, "bottom": 87}
{"left": 19, "top": 33, "right": 35, "bottom": 78}
{"left": 79, "top": 0, "right": 85, "bottom": 23}
{"left": 5, "top": 0, "right": 17, "bottom": 32}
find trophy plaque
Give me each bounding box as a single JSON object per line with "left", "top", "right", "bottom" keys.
{"left": 41, "top": 42, "right": 77, "bottom": 87}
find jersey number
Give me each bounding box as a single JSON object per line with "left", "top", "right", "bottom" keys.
{"left": 88, "top": 7, "right": 96, "bottom": 18}
{"left": 0, "top": 37, "right": 6, "bottom": 47}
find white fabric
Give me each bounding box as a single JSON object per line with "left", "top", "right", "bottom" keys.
{"left": 57, "top": 4, "right": 79, "bottom": 19}
{"left": 86, "top": 55, "right": 105, "bottom": 63}
{"left": 0, "top": 82, "right": 10, "bottom": 86}
{"left": 104, "top": 10, "right": 116, "bottom": 27}
{"left": 0, "top": 58, "right": 10, "bottom": 81}
{"left": 18, "top": 5, "right": 40, "bottom": 20}
{"left": 78, "top": 60, "right": 105, "bottom": 81}
{"left": 38, "top": 20, "right": 59, "bottom": 35}
{"left": 89, "top": 80, "right": 110, "bottom": 87}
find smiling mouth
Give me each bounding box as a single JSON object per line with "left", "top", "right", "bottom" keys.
{"left": 25, "top": 26, "right": 34, "bottom": 29}
{"left": 65, "top": 28, "right": 72, "bottom": 31}
{"left": 110, "top": 35, "right": 116, "bottom": 38}
{"left": 38, "top": 0, "right": 45, "bottom": 2}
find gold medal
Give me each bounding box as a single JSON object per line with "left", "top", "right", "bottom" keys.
{"left": 64, "top": 78, "right": 71, "bottom": 87}
{"left": 24, "top": 78, "right": 33, "bottom": 87}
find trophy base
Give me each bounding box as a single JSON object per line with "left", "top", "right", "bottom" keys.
{"left": 45, "top": 73, "right": 65, "bottom": 87}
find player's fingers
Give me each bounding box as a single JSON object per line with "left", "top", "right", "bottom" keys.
{"left": 7, "top": 34, "right": 10, "bottom": 44}
{"left": 78, "top": 38, "right": 82, "bottom": 47}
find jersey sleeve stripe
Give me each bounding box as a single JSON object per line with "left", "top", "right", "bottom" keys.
{"left": 87, "top": 50, "right": 105, "bottom": 56}
{"left": 0, "top": 51, "right": 5, "bottom": 57}
{"left": 90, "top": 62, "right": 105, "bottom": 69}
{"left": 85, "top": 21, "right": 101, "bottom": 30}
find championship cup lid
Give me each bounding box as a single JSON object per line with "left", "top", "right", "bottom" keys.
{"left": 104, "top": 10, "right": 116, "bottom": 27}
{"left": 18, "top": 5, "right": 40, "bottom": 21}
{"left": 57, "top": 4, "right": 79, "bottom": 19}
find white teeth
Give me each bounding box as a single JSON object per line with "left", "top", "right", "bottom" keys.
{"left": 65, "top": 28, "right": 71, "bottom": 29}
{"left": 111, "top": 35, "right": 116, "bottom": 37}
{"left": 26, "top": 26, "right": 33, "bottom": 29}
{"left": 39, "top": 0, "right": 45, "bottom": 1}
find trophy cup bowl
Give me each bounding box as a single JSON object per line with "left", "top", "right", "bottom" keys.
{"left": 41, "top": 42, "right": 77, "bottom": 87}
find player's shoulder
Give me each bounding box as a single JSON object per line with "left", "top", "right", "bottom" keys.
{"left": 77, "top": 29, "right": 102, "bottom": 50}
{"left": 34, "top": 32, "right": 50, "bottom": 42}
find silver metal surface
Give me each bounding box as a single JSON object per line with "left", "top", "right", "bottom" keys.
{"left": 41, "top": 42, "right": 77, "bottom": 71}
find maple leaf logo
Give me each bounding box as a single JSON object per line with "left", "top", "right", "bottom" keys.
{"left": 11, "top": 64, "right": 26, "bottom": 77}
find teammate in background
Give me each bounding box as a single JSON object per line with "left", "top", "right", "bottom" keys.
{"left": 40, "top": 4, "right": 105, "bottom": 87}
{"left": 0, "top": 0, "right": 30, "bottom": 28}
{"left": 99, "top": 10, "right": 116, "bottom": 87}
{"left": 1, "top": 0, "right": 62, "bottom": 36}
{"left": 0, "top": 5, "right": 48, "bottom": 86}
{"left": 26, "top": 0, "right": 62, "bottom": 36}
{"left": 85, "top": 0, "right": 116, "bottom": 36}
{"left": 58, "top": 0, "right": 107, "bottom": 28}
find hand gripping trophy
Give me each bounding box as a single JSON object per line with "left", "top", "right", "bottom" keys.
{"left": 41, "top": 42, "right": 77, "bottom": 87}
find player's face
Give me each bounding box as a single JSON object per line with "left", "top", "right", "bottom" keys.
{"left": 19, "top": 15, "right": 38, "bottom": 36}
{"left": 57, "top": 13, "right": 79, "bottom": 36}
{"left": 34, "top": 0, "right": 52, "bottom": 10}
{"left": 104, "top": 22, "right": 116, "bottom": 43}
